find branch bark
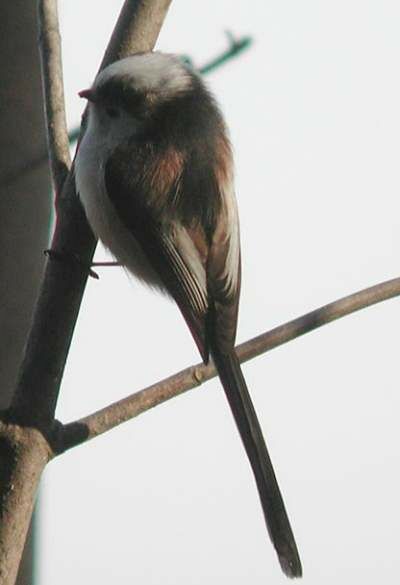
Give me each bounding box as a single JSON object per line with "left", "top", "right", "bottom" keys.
{"left": 58, "top": 275, "right": 400, "bottom": 453}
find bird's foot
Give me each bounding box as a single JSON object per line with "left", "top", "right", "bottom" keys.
{"left": 44, "top": 248, "right": 120, "bottom": 279}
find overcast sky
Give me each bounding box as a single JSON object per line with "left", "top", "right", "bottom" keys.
{"left": 40, "top": 2, "right": 400, "bottom": 583}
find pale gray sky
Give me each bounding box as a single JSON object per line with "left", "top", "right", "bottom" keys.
{"left": 41, "top": 2, "right": 400, "bottom": 583}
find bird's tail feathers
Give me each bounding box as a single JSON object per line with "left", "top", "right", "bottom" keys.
{"left": 211, "top": 346, "right": 302, "bottom": 578}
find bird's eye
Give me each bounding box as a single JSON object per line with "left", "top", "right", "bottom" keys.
{"left": 105, "top": 107, "right": 120, "bottom": 118}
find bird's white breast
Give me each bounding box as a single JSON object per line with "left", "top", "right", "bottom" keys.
{"left": 74, "top": 113, "right": 165, "bottom": 290}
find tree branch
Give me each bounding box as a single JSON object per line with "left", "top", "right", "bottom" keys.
{"left": 58, "top": 275, "right": 400, "bottom": 453}
{"left": 197, "top": 31, "right": 252, "bottom": 75}
{"left": 37, "top": 0, "right": 71, "bottom": 193}
{"left": 100, "top": 0, "right": 174, "bottom": 69}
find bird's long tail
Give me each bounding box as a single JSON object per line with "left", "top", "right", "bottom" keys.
{"left": 211, "top": 346, "right": 302, "bottom": 578}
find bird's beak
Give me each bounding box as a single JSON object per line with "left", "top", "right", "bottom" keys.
{"left": 78, "top": 88, "right": 97, "bottom": 102}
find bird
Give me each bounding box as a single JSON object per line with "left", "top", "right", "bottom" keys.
{"left": 74, "top": 51, "right": 302, "bottom": 577}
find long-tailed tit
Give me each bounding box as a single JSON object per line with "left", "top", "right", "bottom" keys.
{"left": 75, "top": 52, "right": 301, "bottom": 577}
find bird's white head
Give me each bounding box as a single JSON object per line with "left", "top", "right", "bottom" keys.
{"left": 78, "top": 51, "right": 225, "bottom": 155}
{"left": 94, "top": 52, "right": 192, "bottom": 98}
{"left": 79, "top": 53, "right": 194, "bottom": 126}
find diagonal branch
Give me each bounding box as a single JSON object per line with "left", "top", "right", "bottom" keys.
{"left": 57, "top": 275, "right": 400, "bottom": 453}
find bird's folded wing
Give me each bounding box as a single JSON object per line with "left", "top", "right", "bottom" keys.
{"left": 104, "top": 142, "right": 241, "bottom": 361}
{"left": 105, "top": 151, "right": 211, "bottom": 361}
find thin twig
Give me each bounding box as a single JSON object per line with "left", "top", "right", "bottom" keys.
{"left": 199, "top": 31, "right": 252, "bottom": 74}
{"left": 58, "top": 275, "right": 400, "bottom": 453}
{"left": 38, "top": 0, "right": 71, "bottom": 193}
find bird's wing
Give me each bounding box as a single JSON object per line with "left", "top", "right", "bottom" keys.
{"left": 104, "top": 140, "right": 240, "bottom": 362}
